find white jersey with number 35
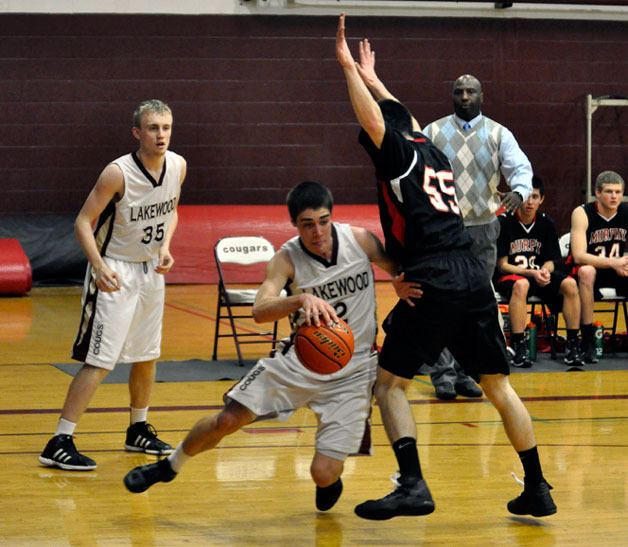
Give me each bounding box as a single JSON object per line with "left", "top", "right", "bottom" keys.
{"left": 94, "top": 150, "right": 183, "bottom": 262}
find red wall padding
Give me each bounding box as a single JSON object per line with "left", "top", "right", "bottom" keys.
{"left": 0, "top": 239, "right": 32, "bottom": 295}
{"left": 167, "top": 205, "right": 385, "bottom": 284}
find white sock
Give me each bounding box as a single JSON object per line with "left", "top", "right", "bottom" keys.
{"left": 167, "top": 442, "right": 190, "bottom": 473}
{"left": 130, "top": 407, "right": 148, "bottom": 424}
{"left": 55, "top": 418, "right": 76, "bottom": 436}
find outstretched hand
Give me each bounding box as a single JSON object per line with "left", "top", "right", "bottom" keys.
{"left": 392, "top": 272, "right": 423, "bottom": 307}
{"left": 356, "top": 38, "right": 379, "bottom": 87}
{"left": 336, "top": 13, "right": 356, "bottom": 69}
{"left": 500, "top": 191, "right": 523, "bottom": 212}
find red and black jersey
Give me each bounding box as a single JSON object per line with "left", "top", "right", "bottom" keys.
{"left": 359, "top": 124, "right": 471, "bottom": 276}
{"left": 581, "top": 201, "right": 628, "bottom": 258}
{"left": 496, "top": 210, "right": 561, "bottom": 273}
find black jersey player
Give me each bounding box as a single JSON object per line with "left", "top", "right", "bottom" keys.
{"left": 495, "top": 175, "right": 583, "bottom": 368}
{"left": 569, "top": 170, "right": 627, "bottom": 362}
{"left": 337, "top": 13, "right": 556, "bottom": 520}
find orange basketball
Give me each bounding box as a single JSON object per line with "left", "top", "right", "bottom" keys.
{"left": 294, "top": 319, "right": 354, "bottom": 374}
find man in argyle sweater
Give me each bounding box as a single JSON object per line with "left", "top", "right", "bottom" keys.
{"left": 356, "top": 43, "right": 532, "bottom": 398}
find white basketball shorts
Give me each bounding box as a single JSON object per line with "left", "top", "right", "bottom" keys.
{"left": 226, "top": 348, "right": 377, "bottom": 460}
{"left": 71, "top": 256, "right": 165, "bottom": 370}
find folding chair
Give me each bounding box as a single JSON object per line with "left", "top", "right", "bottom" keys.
{"left": 212, "top": 236, "right": 282, "bottom": 366}
{"left": 595, "top": 288, "right": 628, "bottom": 348}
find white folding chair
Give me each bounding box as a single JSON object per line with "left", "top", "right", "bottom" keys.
{"left": 212, "top": 236, "right": 282, "bottom": 365}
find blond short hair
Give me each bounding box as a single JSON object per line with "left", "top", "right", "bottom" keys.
{"left": 133, "top": 99, "right": 172, "bottom": 128}
{"left": 595, "top": 170, "right": 625, "bottom": 192}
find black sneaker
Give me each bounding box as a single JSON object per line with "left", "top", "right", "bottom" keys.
{"left": 434, "top": 382, "right": 456, "bottom": 400}
{"left": 125, "top": 422, "right": 173, "bottom": 455}
{"left": 563, "top": 339, "right": 584, "bottom": 369}
{"left": 354, "top": 479, "right": 435, "bottom": 520}
{"left": 124, "top": 458, "right": 177, "bottom": 493}
{"left": 507, "top": 480, "right": 557, "bottom": 517}
{"left": 511, "top": 341, "right": 532, "bottom": 368}
{"left": 455, "top": 379, "right": 483, "bottom": 398}
{"left": 39, "top": 434, "right": 97, "bottom": 471}
{"left": 582, "top": 341, "right": 599, "bottom": 364}
{"left": 316, "top": 478, "right": 343, "bottom": 511}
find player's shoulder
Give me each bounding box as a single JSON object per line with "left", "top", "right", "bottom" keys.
{"left": 166, "top": 149, "right": 186, "bottom": 165}
{"left": 498, "top": 210, "right": 516, "bottom": 224}
{"left": 537, "top": 211, "right": 556, "bottom": 225}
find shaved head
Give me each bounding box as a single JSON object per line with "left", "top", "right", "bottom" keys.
{"left": 452, "top": 75, "right": 483, "bottom": 121}
{"left": 453, "top": 74, "right": 482, "bottom": 93}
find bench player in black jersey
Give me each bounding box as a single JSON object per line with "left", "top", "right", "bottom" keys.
{"left": 336, "top": 13, "right": 556, "bottom": 520}
{"left": 495, "top": 176, "right": 583, "bottom": 368}
{"left": 569, "top": 170, "right": 628, "bottom": 362}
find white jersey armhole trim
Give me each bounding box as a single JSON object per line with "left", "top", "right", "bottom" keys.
{"left": 390, "top": 150, "right": 417, "bottom": 203}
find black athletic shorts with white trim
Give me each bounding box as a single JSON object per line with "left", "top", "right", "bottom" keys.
{"left": 379, "top": 250, "right": 510, "bottom": 382}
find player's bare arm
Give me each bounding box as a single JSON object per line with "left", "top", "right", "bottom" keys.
{"left": 75, "top": 163, "right": 124, "bottom": 292}
{"left": 357, "top": 39, "right": 421, "bottom": 132}
{"left": 336, "top": 13, "right": 385, "bottom": 148}
{"left": 352, "top": 226, "right": 423, "bottom": 305}
{"left": 252, "top": 250, "right": 338, "bottom": 326}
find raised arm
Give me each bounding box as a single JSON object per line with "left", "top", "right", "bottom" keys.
{"left": 357, "top": 38, "right": 421, "bottom": 133}
{"left": 336, "top": 13, "right": 385, "bottom": 148}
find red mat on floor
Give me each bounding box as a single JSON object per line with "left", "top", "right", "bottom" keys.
{"left": 167, "top": 205, "right": 383, "bottom": 284}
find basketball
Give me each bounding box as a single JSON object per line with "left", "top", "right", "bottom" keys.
{"left": 294, "top": 318, "right": 355, "bottom": 374}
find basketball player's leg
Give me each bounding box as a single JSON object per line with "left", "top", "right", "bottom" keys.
{"left": 123, "top": 359, "right": 176, "bottom": 455}
{"left": 182, "top": 399, "right": 256, "bottom": 456}
{"left": 124, "top": 354, "right": 298, "bottom": 494}
{"left": 354, "top": 367, "right": 435, "bottom": 520}
{"left": 555, "top": 275, "right": 584, "bottom": 366}
{"left": 479, "top": 374, "right": 536, "bottom": 450}
{"left": 128, "top": 359, "right": 156, "bottom": 409}
{"left": 311, "top": 452, "right": 345, "bottom": 511}
{"left": 577, "top": 265, "right": 596, "bottom": 324}
{"left": 374, "top": 368, "right": 416, "bottom": 443}
{"left": 124, "top": 399, "right": 257, "bottom": 494}
{"left": 577, "top": 265, "right": 598, "bottom": 362}
{"left": 40, "top": 264, "right": 137, "bottom": 471}
{"left": 60, "top": 365, "right": 110, "bottom": 423}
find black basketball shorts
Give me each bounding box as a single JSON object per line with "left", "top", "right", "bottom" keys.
{"left": 379, "top": 252, "right": 511, "bottom": 382}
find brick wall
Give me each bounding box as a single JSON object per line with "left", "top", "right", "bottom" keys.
{"left": 0, "top": 13, "right": 626, "bottom": 233}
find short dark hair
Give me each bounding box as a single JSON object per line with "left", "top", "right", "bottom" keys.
{"left": 532, "top": 175, "right": 545, "bottom": 197}
{"left": 378, "top": 99, "right": 413, "bottom": 136}
{"left": 286, "top": 181, "right": 334, "bottom": 222}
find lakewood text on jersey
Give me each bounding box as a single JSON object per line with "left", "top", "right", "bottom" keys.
{"left": 129, "top": 197, "right": 178, "bottom": 222}
{"left": 305, "top": 271, "right": 370, "bottom": 301}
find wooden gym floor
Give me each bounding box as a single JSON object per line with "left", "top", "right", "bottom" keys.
{"left": 1, "top": 284, "right": 627, "bottom": 546}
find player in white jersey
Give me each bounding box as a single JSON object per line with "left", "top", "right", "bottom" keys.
{"left": 123, "top": 181, "right": 422, "bottom": 512}
{"left": 40, "top": 99, "right": 187, "bottom": 471}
